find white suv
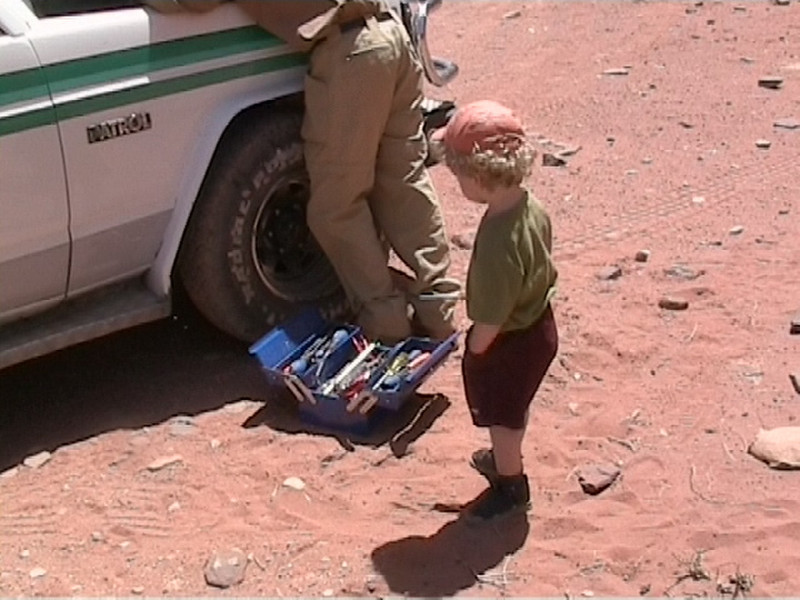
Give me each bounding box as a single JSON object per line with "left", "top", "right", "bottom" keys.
{"left": 0, "top": 0, "right": 456, "bottom": 369}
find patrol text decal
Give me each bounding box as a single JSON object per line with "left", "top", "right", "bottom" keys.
{"left": 87, "top": 112, "right": 152, "bottom": 144}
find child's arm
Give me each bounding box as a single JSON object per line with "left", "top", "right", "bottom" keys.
{"left": 467, "top": 322, "right": 502, "bottom": 355}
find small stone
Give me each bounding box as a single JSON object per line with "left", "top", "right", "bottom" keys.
{"left": 642, "top": 157, "right": 653, "bottom": 164}
{"left": 282, "top": 477, "right": 306, "bottom": 491}
{"left": 755, "top": 139, "right": 772, "bottom": 149}
{"left": 210, "top": 439, "right": 221, "bottom": 449}
{"left": 774, "top": 118, "right": 800, "bottom": 130}
{"left": 542, "top": 152, "right": 567, "bottom": 167}
{"left": 790, "top": 314, "right": 800, "bottom": 335}
{"left": 602, "top": 67, "right": 630, "bottom": 76}
{"left": 664, "top": 264, "right": 704, "bottom": 280}
{"left": 557, "top": 145, "right": 582, "bottom": 157}
{"left": 758, "top": 76, "right": 784, "bottom": 90}
{"left": 168, "top": 501, "right": 181, "bottom": 513}
{"left": 577, "top": 464, "right": 621, "bottom": 495}
{"left": 596, "top": 265, "right": 623, "bottom": 281}
{"left": 91, "top": 531, "right": 104, "bottom": 542}
{"left": 451, "top": 233, "right": 474, "bottom": 250}
{"left": 29, "top": 567, "right": 47, "bottom": 579}
{"left": 678, "top": 120, "right": 694, "bottom": 129}
{"left": 568, "top": 402, "right": 580, "bottom": 416}
{"left": 168, "top": 416, "right": 196, "bottom": 437}
{"left": 322, "top": 589, "right": 335, "bottom": 597}
{"left": 740, "top": 56, "right": 755, "bottom": 64}
{"left": 774, "top": 0, "right": 790, "bottom": 5}
{"left": 0, "top": 467, "right": 19, "bottom": 479}
{"left": 733, "top": 5, "right": 746, "bottom": 11}
{"left": 204, "top": 548, "right": 248, "bottom": 589}
{"left": 692, "top": 195, "right": 705, "bottom": 204}
{"left": 19, "top": 549, "right": 30, "bottom": 558}
{"left": 132, "top": 586, "right": 145, "bottom": 595}
{"left": 635, "top": 250, "right": 651, "bottom": 263}
{"left": 23, "top": 451, "right": 52, "bottom": 469}
{"left": 659, "top": 296, "right": 689, "bottom": 311}
{"left": 729, "top": 225, "right": 745, "bottom": 235}
{"left": 147, "top": 454, "right": 183, "bottom": 472}
{"left": 503, "top": 9, "right": 521, "bottom": 19}
{"left": 789, "top": 374, "right": 800, "bottom": 395}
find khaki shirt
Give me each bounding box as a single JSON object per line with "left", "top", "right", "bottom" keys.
{"left": 146, "top": 0, "right": 387, "bottom": 53}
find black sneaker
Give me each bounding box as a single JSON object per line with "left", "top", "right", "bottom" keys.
{"left": 469, "top": 448, "right": 500, "bottom": 487}
{"left": 463, "top": 474, "right": 531, "bottom": 524}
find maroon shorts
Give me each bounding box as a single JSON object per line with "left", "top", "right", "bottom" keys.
{"left": 461, "top": 305, "right": 558, "bottom": 429}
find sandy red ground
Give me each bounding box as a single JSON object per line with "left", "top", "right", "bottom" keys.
{"left": 2, "top": 1, "right": 799, "bottom": 597}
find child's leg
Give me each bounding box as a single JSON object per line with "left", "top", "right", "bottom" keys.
{"left": 489, "top": 410, "right": 529, "bottom": 476}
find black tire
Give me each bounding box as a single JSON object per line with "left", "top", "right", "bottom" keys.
{"left": 178, "top": 105, "right": 348, "bottom": 343}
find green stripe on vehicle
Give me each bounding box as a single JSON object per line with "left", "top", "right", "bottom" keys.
{"left": 0, "top": 106, "right": 55, "bottom": 135}
{"left": 45, "top": 26, "right": 283, "bottom": 94}
{"left": 0, "top": 53, "right": 305, "bottom": 137}
{"left": 57, "top": 53, "right": 306, "bottom": 119}
{"left": 0, "top": 66, "right": 51, "bottom": 108}
{"left": 0, "top": 26, "right": 281, "bottom": 106}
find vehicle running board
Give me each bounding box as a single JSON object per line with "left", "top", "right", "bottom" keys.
{"left": 0, "top": 279, "right": 170, "bottom": 370}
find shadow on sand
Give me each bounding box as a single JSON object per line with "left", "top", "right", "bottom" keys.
{"left": 243, "top": 389, "right": 451, "bottom": 454}
{"left": 371, "top": 510, "right": 530, "bottom": 596}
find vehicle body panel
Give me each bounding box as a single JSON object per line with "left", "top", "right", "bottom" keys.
{"left": 0, "top": 30, "right": 70, "bottom": 321}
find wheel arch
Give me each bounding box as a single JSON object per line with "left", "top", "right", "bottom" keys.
{"left": 145, "top": 90, "right": 305, "bottom": 298}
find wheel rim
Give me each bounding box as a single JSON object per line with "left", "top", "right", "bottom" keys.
{"left": 251, "top": 170, "right": 341, "bottom": 302}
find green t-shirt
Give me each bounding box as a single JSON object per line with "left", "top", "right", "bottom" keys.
{"left": 466, "top": 189, "right": 558, "bottom": 332}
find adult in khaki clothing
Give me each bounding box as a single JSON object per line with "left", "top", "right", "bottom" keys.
{"left": 147, "top": 0, "right": 458, "bottom": 343}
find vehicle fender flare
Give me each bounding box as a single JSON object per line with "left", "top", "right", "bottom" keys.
{"left": 145, "top": 84, "right": 304, "bottom": 298}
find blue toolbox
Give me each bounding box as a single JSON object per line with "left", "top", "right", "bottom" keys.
{"left": 249, "top": 309, "right": 459, "bottom": 432}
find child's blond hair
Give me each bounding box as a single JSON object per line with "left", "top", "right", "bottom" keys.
{"left": 440, "top": 137, "right": 536, "bottom": 191}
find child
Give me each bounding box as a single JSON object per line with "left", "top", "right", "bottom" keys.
{"left": 431, "top": 100, "right": 559, "bottom": 522}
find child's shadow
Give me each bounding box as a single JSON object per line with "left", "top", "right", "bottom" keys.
{"left": 371, "top": 512, "right": 530, "bottom": 596}
{"left": 242, "top": 388, "right": 450, "bottom": 455}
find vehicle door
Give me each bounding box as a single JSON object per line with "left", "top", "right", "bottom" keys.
{"left": 0, "top": 3, "right": 70, "bottom": 321}
{"left": 24, "top": 0, "right": 170, "bottom": 297}
{"left": 24, "top": 0, "right": 275, "bottom": 297}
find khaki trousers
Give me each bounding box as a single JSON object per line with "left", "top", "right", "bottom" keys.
{"left": 302, "top": 14, "right": 455, "bottom": 341}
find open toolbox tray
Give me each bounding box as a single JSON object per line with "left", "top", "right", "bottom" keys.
{"left": 248, "top": 309, "right": 459, "bottom": 431}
